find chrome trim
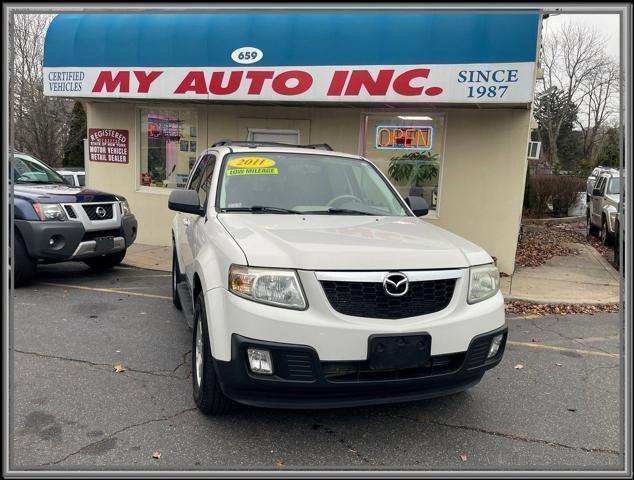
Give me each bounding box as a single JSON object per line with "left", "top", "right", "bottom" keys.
{"left": 70, "top": 237, "right": 125, "bottom": 259}
{"left": 60, "top": 201, "right": 122, "bottom": 231}
{"left": 314, "top": 269, "right": 465, "bottom": 283}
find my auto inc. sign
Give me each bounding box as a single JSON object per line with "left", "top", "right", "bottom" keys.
{"left": 43, "top": 13, "right": 541, "bottom": 104}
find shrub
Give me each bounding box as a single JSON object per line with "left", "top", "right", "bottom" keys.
{"left": 527, "top": 175, "right": 585, "bottom": 217}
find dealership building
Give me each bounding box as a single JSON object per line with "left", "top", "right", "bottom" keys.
{"left": 43, "top": 10, "right": 543, "bottom": 274}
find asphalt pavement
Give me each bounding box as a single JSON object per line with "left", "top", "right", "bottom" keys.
{"left": 10, "top": 262, "right": 624, "bottom": 471}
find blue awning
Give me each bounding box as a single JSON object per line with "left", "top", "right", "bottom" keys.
{"left": 44, "top": 12, "right": 540, "bottom": 68}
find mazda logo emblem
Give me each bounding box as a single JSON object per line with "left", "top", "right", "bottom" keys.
{"left": 95, "top": 206, "right": 107, "bottom": 218}
{"left": 383, "top": 272, "right": 409, "bottom": 297}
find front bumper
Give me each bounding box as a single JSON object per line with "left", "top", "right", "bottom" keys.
{"left": 15, "top": 215, "right": 137, "bottom": 262}
{"left": 215, "top": 326, "right": 508, "bottom": 409}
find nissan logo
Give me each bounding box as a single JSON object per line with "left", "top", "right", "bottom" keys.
{"left": 95, "top": 206, "right": 107, "bottom": 218}
{"left": 383, "top": 272, "right": 409, "bottom": 297}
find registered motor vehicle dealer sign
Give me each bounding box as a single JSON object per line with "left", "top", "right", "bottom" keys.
{"left": 88, "top": 128, "right": 129, "bottom": 164}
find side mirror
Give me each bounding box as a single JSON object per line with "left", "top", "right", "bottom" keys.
{"left": 168, "top": 189, "right": 204, "bottom": 215}
{"left": 405, "top": 196, "right": 429, "bottom": 217}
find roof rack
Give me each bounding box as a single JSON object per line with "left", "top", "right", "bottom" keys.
{"left": 211, "top": 139, "right": 333, "bottom": 151}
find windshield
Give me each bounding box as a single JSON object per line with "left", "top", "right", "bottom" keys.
{"left": 607, "top": 178, "right": 620, "bottom": 195}
{"left": 13, "top": 154, "right": 68, "bottom": 184}
{"left": 218, "top": 152, "right": 408, "bottom": 216}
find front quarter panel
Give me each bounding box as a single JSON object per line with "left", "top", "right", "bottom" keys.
{"left": 13, "top": 197, "right": 38, "bottom": 221}
{"left": 194, "top": 215, "right": 247, "bottom": 294}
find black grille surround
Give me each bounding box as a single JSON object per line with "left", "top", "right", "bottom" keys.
{"left": 320, "top": 278, "right": 456, "bottom": 319}
{"left": 82, "top": 203, "right": 114, "bottom": 220}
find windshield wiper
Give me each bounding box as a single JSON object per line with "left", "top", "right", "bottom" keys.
{"left": 221, "top": 205, "right": 302, "bottom": 214}
{"left": 301, "top": 208, "right": 375, "bottom": 216}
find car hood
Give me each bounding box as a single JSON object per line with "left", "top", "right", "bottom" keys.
{"left": 218, "top": 214, "right": 492, "bottom": 270}
{"left": 14, "top": 184, "right": 121, "bottom": 203}
{"left": 605, "top": 194, "right": 620, "bottom": 206}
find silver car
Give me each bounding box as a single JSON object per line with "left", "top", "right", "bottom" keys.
{"left": 587, "top": 169, "right": 620, "bottom": 244}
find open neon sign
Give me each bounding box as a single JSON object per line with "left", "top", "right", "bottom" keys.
{"left": 375, "top": 126, "right": 433, "bottom": 150}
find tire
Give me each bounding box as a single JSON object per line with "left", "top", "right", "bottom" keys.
{"left": 172, "top": 246, "right": 182, "bottom": 310}
{"left": 13, "top": 230, "right": 36, "bottom": 288}
{"left": 586, "top": 211, "right": 599, "bottom": 237}
{"left": 601, "top": 217, "right": 613, "bottom": 246}
{"left": 83, "top": 249, "right": 126, "bottom": 270}
{"left": 192, "top": 293, "right": 233, "bottom": 415}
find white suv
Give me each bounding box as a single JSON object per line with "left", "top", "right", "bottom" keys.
{"left": 169, "top": 141, "right": 507, "bottom": 414}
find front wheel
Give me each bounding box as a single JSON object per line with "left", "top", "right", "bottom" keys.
{"left": 601, "top": 218, "right": 613, "bottom": 246}
{"left": 192, "top": 293, "right": 233, "bottom": 415}
{"left": 586, "top": 211, "right": 599, "bottom": 237}
{"left": 13, "top": 230, "right": 37, "bottom": 287}
{"left": 83, "top": 249, "right": 126, "bottom": 270}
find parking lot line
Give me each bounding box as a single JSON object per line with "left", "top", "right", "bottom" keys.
{"left": 507, "top": 340, "right": 620, "bottom": 358}
{"left": 39, "top": 282, "right": 172, "bottom": 300}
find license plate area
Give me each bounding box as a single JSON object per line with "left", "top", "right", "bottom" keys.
{"left": 368, "top": 333, "right": 431, "bottom": 370}
{"left": 94, "top": 236, "right": 114, "bottom": 253}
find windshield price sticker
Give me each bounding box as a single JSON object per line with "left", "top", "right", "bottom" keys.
{"left": 226, "top": 167, "right": 278, "bottom": 176}
{"left": 228, "top": 157, "right": 276, "bottom": 168}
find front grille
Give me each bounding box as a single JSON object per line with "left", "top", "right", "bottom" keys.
{"left": 320, "top": 278, "right": 456, "bottom": 319}
{"left": 322, "top": 353, "right": 465, "bottom": 382}
{"left": 81, "top": 229, "right": 123, "bottom": 242}
{"left": 63, "top": 205, "right": 77, "bottom": 218}
{"left": 82, "top": 204, "right": 114, "bottom": 220}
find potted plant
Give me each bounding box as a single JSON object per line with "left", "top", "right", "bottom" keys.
{"left": 387, "top": 151, "right": 439, "bottom": 194}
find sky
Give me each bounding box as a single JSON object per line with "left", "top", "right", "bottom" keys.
{"left": 543, "top": 13, "right": 621, "bottom": 61}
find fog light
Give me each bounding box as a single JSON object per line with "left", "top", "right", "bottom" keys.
{"left": 247, "top": 348, "right": 273, "bottom": 375}
{"left": 487, "top": 334, "right": 504, "bottom": 358}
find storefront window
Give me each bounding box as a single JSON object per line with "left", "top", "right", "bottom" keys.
{"left": 139, "top": 108, "right": 198, "bottom": 189}
{"left": 363, "top": 114, "right": 445, "bottom": 213}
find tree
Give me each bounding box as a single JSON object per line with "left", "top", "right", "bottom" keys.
{"left": 63, "top": 101, "right": 87, "bottom": 167}
{"left": 538, "top": 21, "right": 616, "bottom": 171}
{"left": 533, "top": 87, "right": 579, "bottom": 172}
{"left": 11, "top": 13, "right": 71, "bottom": 166}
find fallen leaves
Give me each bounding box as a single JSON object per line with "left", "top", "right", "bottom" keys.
{"left": 152, "top": 451, "right": 161, "bottom": 460}
{"left": 274, "top": 458, "right": 286, "bottom": 468}
{"left": 505, "top": 301, "right": 619, "bottom": 317}
{"left": 514, "top": 364, "right": 524, "bottom": 370}
{"left": 113, "top": 363, "right": 126, "bottom": 373}
{"left": 515, "top": 224, "right": 584, "bottom": 268}
{"left": 459, "top": 453, "right": 468, "bottom": 462}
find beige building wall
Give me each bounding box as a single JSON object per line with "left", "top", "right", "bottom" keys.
{"left": 86, "top": 102, "right": 531, "bottom": 274}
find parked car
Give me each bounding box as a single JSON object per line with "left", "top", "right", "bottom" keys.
{"left": 12, "top": 152, "right": 138, "bottom": 287}
{"left": 586, "top": 168, "right": 620, "bottom": 245}
{"left": 169, "top": 140, "right": 507, "bottom": 414}
{"left": 55, "top": 167, "right": 86, "bottom": 187}
{"left": 586, "top": 165, "right": 616, "bottom": 202}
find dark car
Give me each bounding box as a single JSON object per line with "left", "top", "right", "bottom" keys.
{"left": 11, "top": 152, "right": 138, "bottom": 286}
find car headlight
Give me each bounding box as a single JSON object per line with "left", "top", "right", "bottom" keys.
{"left": 229, "top": 265, "right": 307, "bottom": 310}
{"left": 467, "top": 263, "right": 500, "bottom": 304}
{"left": 120, "top": 199, "right": 132, "bottom": 216}
{"left": 32, "top": 203, "right": 67, "bottom": 221}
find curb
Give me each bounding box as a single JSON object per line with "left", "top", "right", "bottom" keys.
{"left": 121, "top": 260, "right": 170, "bottom": 272}
{"left": 521, "top": 216, "right": 585, "bottom": 225}
{"left": 503, "top": 295, "right": 620, "bottom": 306}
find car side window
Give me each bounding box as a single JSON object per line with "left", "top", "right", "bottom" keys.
{"left": 196, "top": 154, "right": 217, "bottom": 207}
{"left": 78, "top": 175, "right": 85, "bottom": 186}
{"left": 599, "top": 177, "right": 608, "bottom": 195}
{"left": 188, "top": 155, "right": 210, "bottom": 192}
